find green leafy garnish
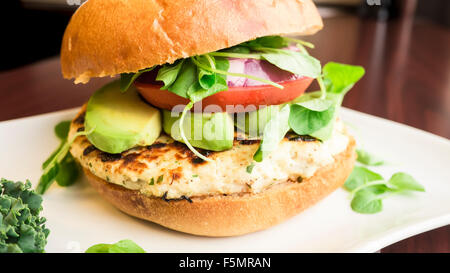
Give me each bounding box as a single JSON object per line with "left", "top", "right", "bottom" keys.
{"left": 242, "top": 35, "right": 290, "bottom": 49}
{"left": 54, "top": 121, "right": 71, "bottom": 140}
{"left": 260, "top": 49, "right": 321, "bottom": 78}
{"left": 85, "top": 239, "right": 146, "bottom": 253}
{"left": 344, "top": 167, "right": 424, "bottom": 214}
{"left": 350, "top": 190, "right": 384, "bottom": 214}
{"left": 344, "top": 166, "right": 384, "bottom": 191}
{"left": 121, "top": 35, "right": 321, "bottom": 100}
{"left": 0, "top": 179, "right": 50, "bottom": 253}
{"left": 289, "top": 100, "right": 335, "bottom": 136}
{"left": 246, "top": 163, "right": 255, "bottom": 174}
{"left": 356, "top": 149, "right": 385, "bottom": 166}
{"left": 156, "top": 59, "right": 185, "bottom": 89}
{"left": 116, "top": 39, "right": 365, "bottom": 162}
{"left": 187, "top": 56, "right": 230, "bottom": 102}
{"left": 388, "top": 172, "right": 425, "bottom": 192}
{"left": 322, "top": 62, "right": 365, "bottom": 94}
{"left": 41, "top": 121, "right": 81, "bottom": 192}
{"left": 157, "top": 175, "right": 164, "bottom": 184}
{"left": 36, "top": 126, "right": 94, "bottom": 194}
{"left": 288, "top": 62, "right": 365, "bottom": 142}
{"left": 42, "top": 120, "right": 71, "bottom": 169}
{"left": 243, "top": 61, "right": 365, "bottom": 161}
{"left": 253, "top": 104, "right": 290, "bottom": 162}
{"left": 120, "top": 67, "right": 155, "bottom": 92}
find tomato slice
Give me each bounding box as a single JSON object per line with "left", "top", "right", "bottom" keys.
{"left": 135, "top": 77, "right": 313, "bottom": 113}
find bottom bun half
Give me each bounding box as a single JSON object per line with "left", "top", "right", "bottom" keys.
{"left": 83, "top": 137, "right": 356, "bottom": 237}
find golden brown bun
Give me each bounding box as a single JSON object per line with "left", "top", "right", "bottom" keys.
{"left": 61, "top": 0, "right": 323, "bottom": 83}
{"left": 83, "top": 137, "right": 355, "bottom": 237}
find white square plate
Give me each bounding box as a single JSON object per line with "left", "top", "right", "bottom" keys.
{"left": 0, "top": 108, "right": 449, "bottom": 252}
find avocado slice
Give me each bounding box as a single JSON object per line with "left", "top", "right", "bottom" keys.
{"left": 162, "top": 110, "right": 234, "bottom": 151}
{"left": 235, "top": 105, "right": 281, "bottom": 138}
{"left": 85, "top": 81, "right": 162, "bottom": 154}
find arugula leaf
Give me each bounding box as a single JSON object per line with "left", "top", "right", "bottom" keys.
{"left": 187, "top": 57, "right": 229, "bottom": 103}
{"left": 41, "top": 121, "right": 82, "bottom": 192}
{"left": 120, "top": 67, "right": 155, "bottom": 92}
{"left": 167, "top": 59, "right": 197, "bottom": 98}
{"left": 235, "top": 105, "right": 281, "bottom": 138}
{"left": 289, "top": 102, "right": 335, "bottom": 136}
{"left": 261, "top": 50, "right": 321, "bottom": 78}
{"left": 187, "top": 77, "right": 228, "bottom": 103}
{"left": 54, "top": 121, "right": 71, "bottom": 140}
{"left": 198, "top": 69, "right": 216, "bottom": 90}
{"left": 36, "top": 162, "right": 61, "bottom": 194}
{"left": 37, "top": 129, "right": 92, "bottom": 194}
{"left": 388, "top": 172, "right": 425, "bottom": 192}
{"left": 42, "top": 142, "right": 64, "bottom": 169}
{"left": 85, "top": 239, "right": 146, "bottom": 253}
{"left": 55, "top": 154, "right": 79, "bottom": 187}
{"left": 156, "top": 59, "right": 184, "bottom": 90}
{"left": 322, "top": 62, "right": 365, "bottom": 94}
{"left": 356, "top": 149, "right": 385, "bottom": 166}
{"left": 43, "top": 120, "right": 72, "bottom": 169}
{"left": 243, "top": 35, "right": 289, "bottom": 49}
{"left": 253, "top": 104, "right": 290, "bottom": 162}
{"left": 221, "top": 45, "right": 251, "bottom": 54}
{"left": 0, "top": 179, "right": 50, "bottom": 253}
{"left": 351, "top": 189, "right": 383, "bottom": 214}
{"left": 195, "top": 55, "right": 217, "bottom": 90}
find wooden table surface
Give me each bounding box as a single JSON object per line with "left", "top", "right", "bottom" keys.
{"left": 0, "top": 14, "right": 448, "bottom": 252}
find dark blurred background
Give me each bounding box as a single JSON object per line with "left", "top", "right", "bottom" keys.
{"left": 1, "top": 0, "right": 449, "bottom": 71}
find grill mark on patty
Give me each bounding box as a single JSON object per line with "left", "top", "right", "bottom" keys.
{"left": 191, "top": 157, "right": 206, "bottom": 164}
{"left": 190, "top": 149, "right": 214, "bottom": 165}
{"left": 161, "top": 192, "right": 193, "bottom": 203}
{"left": 122, "top": 153, "right": 140, "bottom": 166}
{"left": 83, "top": 145, "right": 97, "bottom": 156}
{"left": 74, "top": 112, "right": 85, "bottom": 125}
{"left": 100, "top": 152, "right": 122, "bottom": 162}
{"left": 285, "top": 132, "right": 318, "bottom": 142}
{"left": 147, "top": 142, "right": 167, "bottom": 150}
{"left": 238, "top": 139, "right": 260, "bottom": 145}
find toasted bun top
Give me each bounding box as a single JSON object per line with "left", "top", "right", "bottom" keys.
{"left": 61, "top": 0, "right": 323, "bottom": 83}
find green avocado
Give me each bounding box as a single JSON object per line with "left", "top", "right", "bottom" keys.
{"left": 85, "top": 80, "right": 162, "bottom": 154}
{"left": 162, "top": 110, "right": 234, "bottom": 151}
{"left": 235, "top": 105, "right": 281, "bottom": 138}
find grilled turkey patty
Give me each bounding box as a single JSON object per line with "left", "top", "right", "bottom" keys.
{"left": 69, "top": 108, "right": 350, "bottom": 199}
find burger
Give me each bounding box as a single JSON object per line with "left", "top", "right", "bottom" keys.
{"left": 56, "top": 0, "right": 365, "bottom": 236}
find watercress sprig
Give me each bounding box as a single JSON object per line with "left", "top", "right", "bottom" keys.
{"left": 248, "top": 62, "right": 365, "bottom": 163}
{"left": 85, "top": 239, "right": 146, "bottom": 253}
{"left": 356, "top": 149, "right": 385, "bottom": 166}
{"left": 344, "top": 166, "right": 424, "bottom": 214}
